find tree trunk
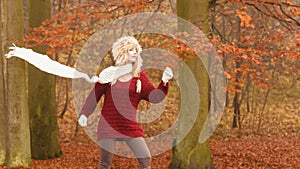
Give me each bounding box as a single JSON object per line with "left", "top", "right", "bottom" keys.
{"left": 232, "top": 63, "right": 241, "bottom": 128}
{"left": 232, "top": 92, "right": 241, "bottom": 128}
{"left": 28, "top": 0, "right": 62, "bottom": 159}
{"left": 232, "top": 18, "right": 242, "bottom": 129}
{"left": 0, "top": 0, "right": 32, "bottom": 167}
{"left": 0, "top": 0, "right": 6, "bottom": 163}
{"left": 169, "top": 0, "right": 215, "bottom": 168}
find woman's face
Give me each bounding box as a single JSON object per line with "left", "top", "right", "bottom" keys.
{"left": 128, "top": 47, "right": 138, "bottom": 63}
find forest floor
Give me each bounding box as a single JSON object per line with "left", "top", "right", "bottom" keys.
{"left": 2, "top": 132, "right": 299, "bottom": 169}
{"left": 29, "top": 135, "right": 299, "bottom": 169}
{"left": 2, "top": 106, "right": 299, "bottom": 169}
{"left": 1, "top": 85, "right": 299, "bottom": 169}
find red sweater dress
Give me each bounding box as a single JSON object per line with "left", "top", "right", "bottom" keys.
{"left": 80, "top": 71, "right": 169, "bottom": 139}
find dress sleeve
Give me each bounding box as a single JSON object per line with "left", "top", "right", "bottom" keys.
{"left": 140, "top": 71, "right": 169, "bottom": 103}
{"left": 80, "top": 82, "right": 109, "bottom": 117}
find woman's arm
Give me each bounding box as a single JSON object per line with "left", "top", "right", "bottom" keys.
{"left": 79, "top": 82, "right": 109, "bottom": 117}
{"left": 140, "top": 71, "right": 170, "bottom": 103}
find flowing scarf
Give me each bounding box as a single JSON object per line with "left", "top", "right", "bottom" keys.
{"left": 5, "top": 44, "right": 132, "bottom": 84}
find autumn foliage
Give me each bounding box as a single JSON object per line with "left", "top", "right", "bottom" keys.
{"left": 12, "top": 0, "right": 300, "bottom": 168}
{"left": 24, "top": 0, "right": 299, "bottom": 101}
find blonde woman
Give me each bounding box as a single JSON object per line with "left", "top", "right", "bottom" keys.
{"left": 78, "top": 36, "right": 173, "bottom": 169}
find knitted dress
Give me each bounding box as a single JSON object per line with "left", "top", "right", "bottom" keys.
{"left": 80, "top": 71, "right": 169, "bottom": 139}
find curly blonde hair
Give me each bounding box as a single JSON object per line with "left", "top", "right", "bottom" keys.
{"left": 112, "top": 36, "right": 143, "bottom": 77}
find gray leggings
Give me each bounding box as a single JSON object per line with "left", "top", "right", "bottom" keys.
{"left": 99, "top": 137, "right": 151, "bottom": 169}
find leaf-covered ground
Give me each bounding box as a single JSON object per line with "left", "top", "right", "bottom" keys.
{"left": 1, "top": 134, "right": 299, "bottom": 169}
{"left": 1, "top": 84, "right": 299, "bottom": 169}
{"left": 211, "top": 136, "right": 300, "bottom": 169}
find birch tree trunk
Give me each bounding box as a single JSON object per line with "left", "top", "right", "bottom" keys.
{"left": 0, "top": 0, "right": 32, "bottom": 167}
{"left": 27, "top": 0, "right": 62, "bottom": 159}
{"left": 169, "top": 0, "right": 215, "bottom": 168}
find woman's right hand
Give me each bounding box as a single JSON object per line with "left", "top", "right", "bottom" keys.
{"left": 162, "top": 67, "right": 173, "bottom": 83}
{"left": 78, "top": 115, "right": 88, "bottom": 127}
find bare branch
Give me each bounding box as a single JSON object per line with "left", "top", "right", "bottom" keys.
{"left": 168, "top": 0, "right": 176, "bottom": 12}
{"left": 144, "top": 0, "right": 165, "bottom": 12}
{"left": 212, "top": 22, "right": 234, "bottom": 44}
{"left": 155, "top": 0, "right": 164, "bottom": 12}
{"left": 262, "top": 3, "right": 292, "bottom": 31}
{"left": 260, "top": 0, "right": 300, "bottom": 8}
{"left": 279, "top": 3, "right": 300, "bottom": 26}
{"left": 244, "top": 2, "right": 293, "bottom": 31}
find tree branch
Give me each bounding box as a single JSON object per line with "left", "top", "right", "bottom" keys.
{"left": 279, "top": 3, "right": 300, "bottom": 26}
{"left": 263, "top": 3, "right": 292, "bottom": 31}
{"left": 155, "top": 0, "right": 164, "bottom": 12}
{"left": 212, "top": 23, "right": 233, "bottom": 44}
{"left": 168, "top": 0, "right": 176, "bottom": 12}
{"left": 244, "top": 0, "right": 299, "bottom": 29}
{"left": 244, "top": 2, "right": 293, "bottom": 31}
{"left": 260, "top": 0, "right": 300, "bottom": 8}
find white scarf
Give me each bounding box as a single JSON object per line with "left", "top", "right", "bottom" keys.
{"left": 5, "top": 44, "right": 132, "bottom": 84}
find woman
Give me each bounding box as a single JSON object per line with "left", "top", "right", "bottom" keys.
{"left": 78, "top": 36, "right": 173, "bottom": 169}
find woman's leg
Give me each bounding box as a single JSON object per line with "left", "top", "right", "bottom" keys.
{"left": 124, "top": 137, "right": 151, "bottom": 169}
{"left": 99, "top": 138, "right": 116, "bottom": 169}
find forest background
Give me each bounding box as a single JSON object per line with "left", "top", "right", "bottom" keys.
{"left": 0, "top": 0, "right": 299, "bottom": 168}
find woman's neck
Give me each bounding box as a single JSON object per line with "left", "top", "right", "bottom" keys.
{"left": 118, "top": 73, "right": 133, "bottom": 82}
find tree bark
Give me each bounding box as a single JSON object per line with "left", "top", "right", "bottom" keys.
{"left": 0, "top": 0, "right": 32, "bottom": 167}
{"left": 0, "top": 0, "right": 6, "bottom": 163}
{"left": 28, "top": 0, "right": 62, "bottom": 159}
{"left": 169, "top": 0, "right": 215, "bottom": 168}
